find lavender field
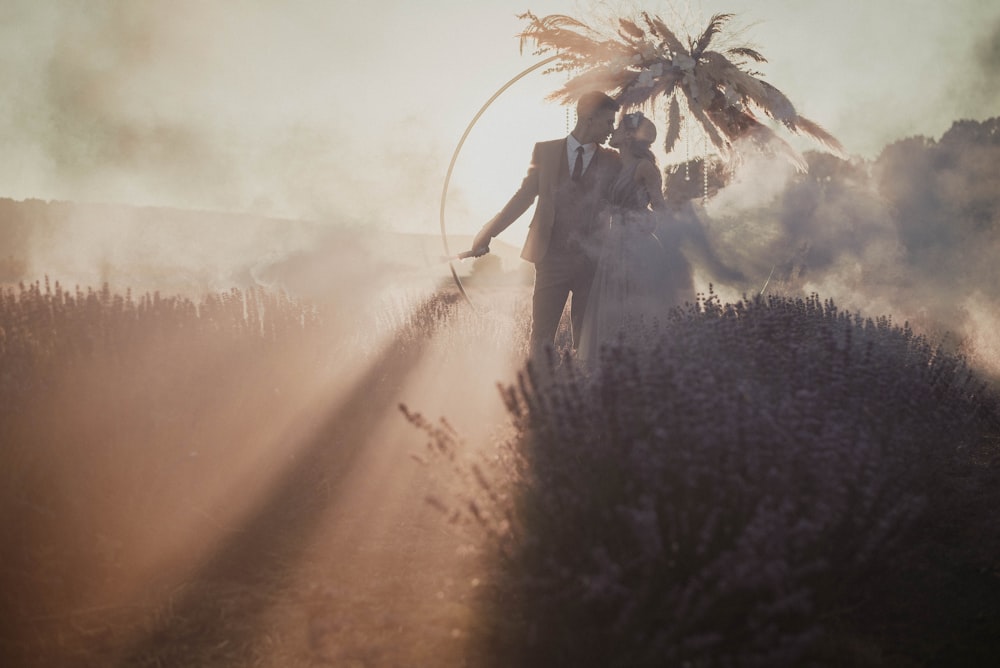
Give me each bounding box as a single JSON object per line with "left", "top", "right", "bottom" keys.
{"left": 3, "top": 0, "right": 999, "bottom": 663}
{"left": 2, "top": 118, "right": 1000, "bottom": 667}
{"left": 2, "top": 272, "right": 998, "bottom": 667}
{"left": 410, "top": 290, "right": 1000, "bottom": 666}
{"left": 0, "top": 277, "right": 529, "bottom": 666}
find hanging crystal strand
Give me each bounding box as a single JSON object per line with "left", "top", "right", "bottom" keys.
{"left": 564, "top": 66, "right": 575, "bottom": 134}
{"left": 684, "top": 114, "right": 691, "bottom": 182}
{"left": 703, "top": 133, "right": 709, "bottom": 204}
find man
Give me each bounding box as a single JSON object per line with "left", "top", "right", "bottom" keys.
{"left": 469, "top": 91, "right": 620, "bottom": 355}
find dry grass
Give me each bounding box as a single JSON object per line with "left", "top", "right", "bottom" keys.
{"left": 0, "top": 278, "right": 529, "bottom": 667}
{"left": 3, "top": 277, "right": 999, "bottom": 667}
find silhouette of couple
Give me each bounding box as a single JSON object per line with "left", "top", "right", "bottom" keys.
{"left": 469, "top": 91, "right": 693, "bottom": 365}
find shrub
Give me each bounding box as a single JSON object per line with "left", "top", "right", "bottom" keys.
{"left": 410, "top": 290, "right": 1000, "bottom": 667}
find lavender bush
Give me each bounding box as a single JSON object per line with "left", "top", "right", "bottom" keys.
{"left": 411, "top": 290, "right": 1000, "bottom": 667}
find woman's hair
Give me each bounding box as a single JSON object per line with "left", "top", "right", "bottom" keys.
{"left": 622, "top": 111, "right": 657, "bottom": 163}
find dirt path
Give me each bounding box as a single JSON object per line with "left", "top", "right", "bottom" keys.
{"left": 111, "top": 296, "right": 522, "bottom": 667}
{"left": 0, "top": 285, "right": 529, "bottom": 668}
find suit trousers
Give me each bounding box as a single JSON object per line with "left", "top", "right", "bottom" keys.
{"left": 530, "top": 249, "right": 597, "bottom": 354}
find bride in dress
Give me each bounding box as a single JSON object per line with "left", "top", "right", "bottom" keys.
{"left": 578, "top": 111, "right": 694, "bottom": 366}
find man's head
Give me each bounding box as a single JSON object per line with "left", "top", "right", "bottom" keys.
{"left": 572, "top": 91, "right": 620, "bottom": 145}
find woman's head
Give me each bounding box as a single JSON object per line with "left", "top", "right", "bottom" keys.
{"left": 610, "top": 111, "right": 657, "bottom": 158}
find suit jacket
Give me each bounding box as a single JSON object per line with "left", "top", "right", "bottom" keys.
{"left": 482, "top": 139, "right": 620, "bottom": 264}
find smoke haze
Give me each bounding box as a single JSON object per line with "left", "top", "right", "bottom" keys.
{"left": 695, "top": 118, "right": 1000, "bottom": 374}
{"left": 1, "top": 0, "right": 998, "bottom": 369}
{"left": 3, "top": 5, "right": 1000, "bottom": 662}
{"left": 1, "top": 1, "right": 998, "bottom": 226}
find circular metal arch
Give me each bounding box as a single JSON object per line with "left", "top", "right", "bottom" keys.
{"left": 438, "top": 55, "right": 561, "bottom": 306}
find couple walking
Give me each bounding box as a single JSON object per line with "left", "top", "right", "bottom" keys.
{"left": 469, "top": 91, "right": 693, "bottom": 365}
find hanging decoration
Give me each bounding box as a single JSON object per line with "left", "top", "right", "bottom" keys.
{"left": 516, "top": 10, "right": 846, "bottom": 180}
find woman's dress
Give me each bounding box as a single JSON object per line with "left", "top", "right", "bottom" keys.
{"left": 577, "top": 161, "right": 693, "bottom": 365}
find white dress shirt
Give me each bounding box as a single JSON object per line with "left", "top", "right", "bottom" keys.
{"left": 566, "top": 133, "right": 597, "bottom": 175}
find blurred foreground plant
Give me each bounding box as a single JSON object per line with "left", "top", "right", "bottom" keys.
{"left": 407, "top": 290, "right": 1000, "bottom": 667}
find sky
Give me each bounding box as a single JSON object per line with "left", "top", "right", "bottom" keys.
{"left": 1, "top": 0, "right": 998, "bottom": 244}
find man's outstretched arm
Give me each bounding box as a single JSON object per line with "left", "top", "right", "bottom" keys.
{"left": 468, "top": 144, "right": 542, "bottom": 254}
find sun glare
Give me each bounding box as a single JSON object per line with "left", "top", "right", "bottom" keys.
{"left": 4, "top": 1, "right": 1000, "bottom": 665}
{"left": 444, "top": 72, "right": 568, "bottom": 245}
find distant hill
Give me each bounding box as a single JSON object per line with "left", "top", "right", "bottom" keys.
{"left": 0, "top": 198, "right": 529, "bottom": 296}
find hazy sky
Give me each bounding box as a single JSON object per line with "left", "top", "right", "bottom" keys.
{"left": 1, "top": 0, "right": 998, "bottom": 241}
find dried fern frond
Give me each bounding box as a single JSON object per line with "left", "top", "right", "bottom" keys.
{"left": 792, "top": 116, "right": 848, "bottom": 158}
{"left": 749, "top": 80, "right": 798, "bottom": 124}
{"left": 727, "top": 46, "right": 767, "bottom": 63}
{"left": 687, "top": 97, "right": 731, "bottom": 158}
{"left": 663, "top": 94, "right": 681, "bottom": 155}
{"left": 517, "top": 12, "right": 598, "bottom": 55}
{"left": 692, "top": 13, "right": 734, "bottom": 58}
{"left": 695, "top": 51, "right": 739, "bottom": 86}
{"left": 723, "top": 112, "right": 809, "bottom": 172}
{"left": 552, "top": 65, "right": 641, "bottom": 104}
{"left": 517, "top": 11, "right": 591, "bottom": 38}
{"left": 618, "top": 18, "right": 646, "bottom": 41}
{"left": 616, "top": 69, "right": 682, "bottom": 108}
{"left": 514, "top": 9, "right": 845, "bottom": 180}
{"left": 643, "top": 12, "right": 688, "bottom": 57}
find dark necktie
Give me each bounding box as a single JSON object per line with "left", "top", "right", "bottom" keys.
{"left": 572, "top": 146, "right": 585, "bottom": 182}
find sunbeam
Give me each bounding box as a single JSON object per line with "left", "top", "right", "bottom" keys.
{"left": 3, "top": 2, "right": 1000, "bottom": 666}
{"left": 0, "top": 278, "right": 529, "bottom": 666}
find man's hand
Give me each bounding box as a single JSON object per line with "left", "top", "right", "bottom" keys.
{"left": 468, "top": 228, "right": 493, "bottom": 258}
{"left": 457, "top": 245, "right": 490, "bottom": 260}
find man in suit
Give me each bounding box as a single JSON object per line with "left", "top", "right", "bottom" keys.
{"left": 469, "top": 91, "right": 621, "bottom": 355}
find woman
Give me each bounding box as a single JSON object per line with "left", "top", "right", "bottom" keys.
{"left": 577, "top": 111, "right": 694, "bottom": 365}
